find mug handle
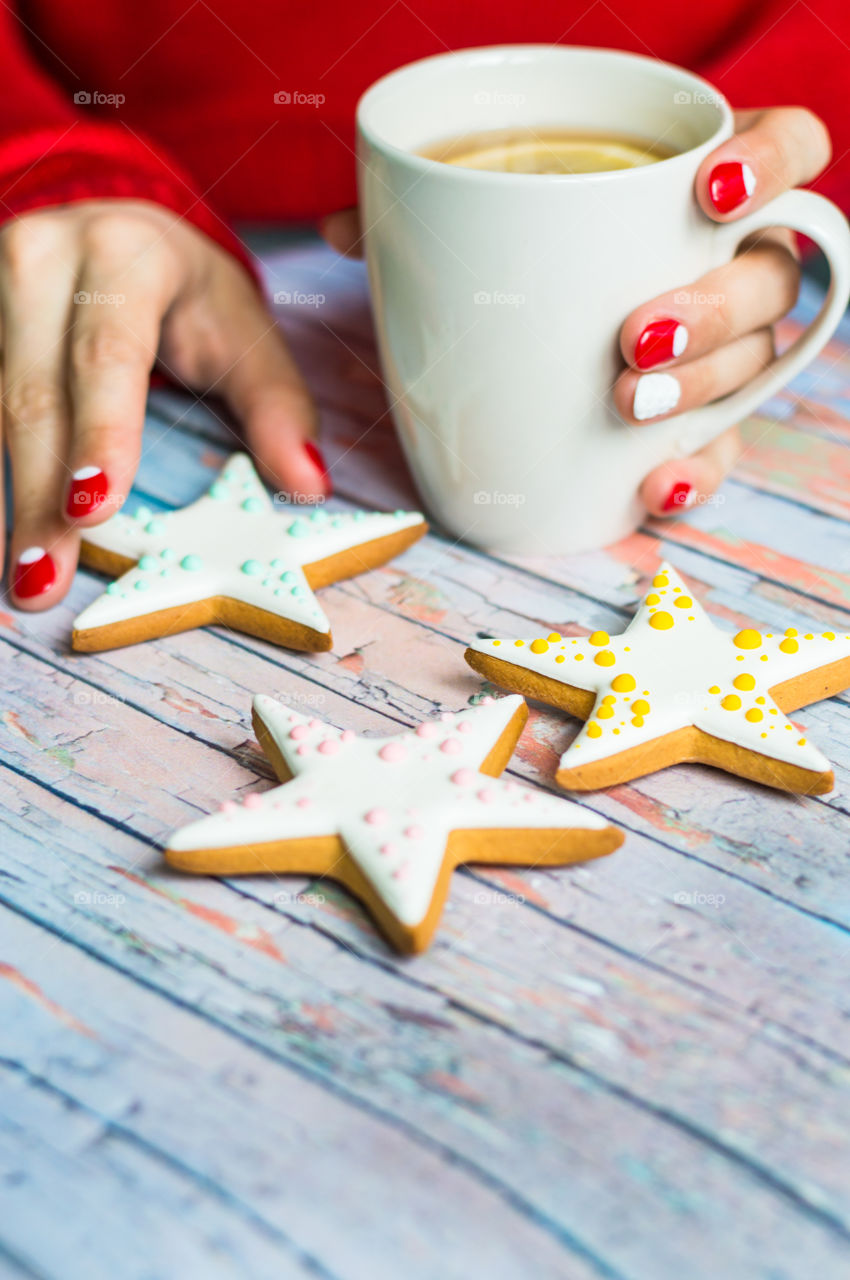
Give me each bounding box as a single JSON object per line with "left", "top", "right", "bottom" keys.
{"left": 668, "top": 188, "right": 850, "bottom": 458}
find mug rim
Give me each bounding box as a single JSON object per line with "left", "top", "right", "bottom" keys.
{"left": 356, "top": 44, "right": 734, "bottom": 184}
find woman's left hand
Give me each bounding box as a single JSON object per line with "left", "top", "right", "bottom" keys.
{"left": 615, "top": 106, "right": 832, "bottom": 516}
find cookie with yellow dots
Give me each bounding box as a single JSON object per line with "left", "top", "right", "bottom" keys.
{"left": 465, "top": 562, "right": 850, "bottom": 795}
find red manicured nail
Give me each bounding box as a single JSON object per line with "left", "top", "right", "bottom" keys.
{"left": 303, "top": 441, "right": 332, "bottom": 495}
{"left": 708, "top": 161, "right": 755, "bottom": 214}
{"left": 662, "top": 481, "right": 694, "bottom": 513}
{"left": 66, "top": 465, "right": 108, "bottom": 518}
{"left": 13, "top": 546, "right": 57, "bottom": 598}
{"left": 635, "top": 319, "right": 689, "bottom": 370}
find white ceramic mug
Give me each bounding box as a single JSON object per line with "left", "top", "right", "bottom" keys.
{"left": 356, "top": 45, "right": 850, "bottom": 555}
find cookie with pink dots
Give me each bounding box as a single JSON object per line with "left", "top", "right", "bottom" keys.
{"left": 165, "top": 693, "right": 623, "bottom": 953}
{"left": 72, "top": 453, "right": 426, "bottom": 653}
{"left": 466, "top": 562, "right": 850, "bottom": 795}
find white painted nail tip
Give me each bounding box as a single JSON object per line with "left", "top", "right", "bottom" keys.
{"left": 633, "top": 373, "right": 681, "bottom": 421}
{"left": 18, "top": 546, "right": 46, "bottom": 564}
{"left": 672, "top": 324, "right": 688, "bottom": 358}
{"left": 73, "top": 465, "right": 102, "bottom": 480}
{"left": 742, "top": 163, "right": 756, "bottom": 197}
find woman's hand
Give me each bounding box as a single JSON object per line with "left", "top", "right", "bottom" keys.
{"left": 615, "top": 106, "right": 832, "bottom": 515}
{"left": 3, "top": 199, "right": 325, "bottom": 608}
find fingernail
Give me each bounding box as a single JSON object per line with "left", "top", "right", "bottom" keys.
{"left": 66, "top": 465, "right": 109, "bottom": 518}
{"left": 708, "top": 161, "right": 755, "bottom": 214}
{"left": 635, "top": 319, "right": 688, "bottom": 370}
{"left": 633, "top": 372, "right": 681, "bottom": 421}
{"left": 303, "top": 441, "right": 332, "bottom": 495}
{"left": 13, "top": 546, "right": 57, "bottom": 598}
{"left": 662, "top": 481, "right": 695, "bottom": 512}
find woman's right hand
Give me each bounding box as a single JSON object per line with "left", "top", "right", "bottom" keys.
{"left": 3, "top": 199, "right": 328, "bottom": 609}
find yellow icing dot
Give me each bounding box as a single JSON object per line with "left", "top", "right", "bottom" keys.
{"left": 721, "top": 694, "right": 741, "bottom": 711}
{"left": 597, "top": 705, "right": 614, "bottom": 720}
{"left": 745, "top": 708, "right": 763, "bottom": 723}
{"left": 760, "top": 654, "right": 768, "bottom": 661}
{"left": 734, "top": 629, "right": 762, "bottom": 650}
{"left": 631, "top": 715, "right": 645, "bottom": 727}
{"left": 785, "top": 628, "right": 798, "bottom": 638}
{"left": 645, "top": 594, "right": 660, "bottom": 606}
{"left": 649, "top": 612, "right": 674, "bottom": 630}
{"left": 756, "top": 696, "right": 765, "bottom": 704}
{"left": 798, "top": 738, "right": 807, "bottom": 746}
{"left": 708, "top": 685, "right": 721, "bottom": 695}
{"left": 761, "top": 732, "right": 767, "bottom": 738}
{"left": 779, "top": 638, "right": 798, "bottom": 654}
{"left": 575, "top": 654, "right": 584, "bottom": 661}
{"left": 805, "top": 633, "right": 813, "bottom": 640}
{"left": 613, "top": 729, "right": 620, "bottom": 735}
{"left": 555, "top": 655, "right": 565, "bottom": 664}
{"left": 602, "top": 695, "right": 616, "bottom": 706}
{"left": 492, "top": 640, "right": 501, "bottom": 647}
{"left": 733, "top": 674, "right": 756, "bottom": 691}
{"left": 770, "top": 708, "right": 778, "bottom": 715}
{"left": 624, "top": 646, "right": 631, "bottom": 652}
{"left": 530, "top": 639, "right": 549, "bottom": 654}
{"left": 673, "top": 586, "right": 680, "bottom": 592}
{"left": 547, "top": 632, "right": 562, "bottom": 642}
{"left": 589, "top": 631, "right": 609, "bottom": 646}
{"left": 631, "top": 699, "right": 650, "bottom": 716}
{"left": 674, "top": 596, "right": 692, "bottom": 609}
{"left": 594, "top": 651, "right": 616, "bottom": 666}
{"left": 611, "top": 673, "right": 636, "bottom": 693}
{"left": 653, "top": 573, "right": 669, "bottom": 588}
{"left": 785, "top": 724, "right": 792, "bottom": 731}
{"left": 587, "top": 723, "right": 602, "bottom": 739}
{"left": 514, "top": 640, "right": 525, "bottom": 647}
{"left": 823, "top": 632, "right": 836, "bottom": 641}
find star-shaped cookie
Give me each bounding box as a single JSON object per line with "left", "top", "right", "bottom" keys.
{"left": 466, "top": 562, "right": 850, "bottom": 795}
{"left": 165, "top": 693, "right": 623, "bottom": 953}
{"left": 72, "top": 453, "right": 427, "bottom": 652}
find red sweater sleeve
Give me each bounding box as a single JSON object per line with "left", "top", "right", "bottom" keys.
{"left": 0, "top": 4, "right": 259, "bottom": 282}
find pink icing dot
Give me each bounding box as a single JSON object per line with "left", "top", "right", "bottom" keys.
{"left": 440, "top": 738, "right": 462, "bottom": 755}
{"left": 290, "top": 724, "right": 310, "bottom": 741}
{"left": 416, "top": 721, "right": 438, "bottom": 739}
{"left": 379, "top": 741, "right": 407, "bottom": 763}
{"left": 309, "top": 718, "right": 322, "bottom": 730}
{"left": 404, "top": 825, "right": 425, "bottom": 839}
{"left": 296, "top": 796, "right": 311, "bottom": 809}
{"left": 296, "top": 744, "right": 310, "bottom": 756}
{"left": 481, "top": 695, "right": 494, "bottom": 705}
{"left": 457, "top": 721, "right": 472, "bottom": 734}
{"left": 440, "top": 712, "right": 453, "bottom": 722}
{"left": 523, "top": 792, "right": 534, "bottom": 803}
{"left": 341, "top": 729, "right": 355, "bottom": 742}
{"left": 317, "top": 739, "right": 341, "bottom": 756}
{"left": 392, "top": 862, "right": 410, "bottom": 880}
{"left": 451, "top": 768, "right": 476, "bottom": 787}
{"left": 220, "top": 800, "right": 237, "bottom": 815}
{"left": 365, "top": 808, "right": 389, "bottom": 826}
{"left": 243, "top": 793, "right": 263, "bottom": 810}
{"left": 379, "top": 842, "right": 396, "bottom": 856}
{"left": 477, "top": 789, "right": 495, "bottom": 804}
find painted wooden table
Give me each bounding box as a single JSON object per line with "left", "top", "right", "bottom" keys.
{"left": 2, "top": 239, "right": 850, "bottom": 1280}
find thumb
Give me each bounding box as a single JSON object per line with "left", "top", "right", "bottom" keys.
{"left": 168, "top": 281, "right": 331, "bottom": 500}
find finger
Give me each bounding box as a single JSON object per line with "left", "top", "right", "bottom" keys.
{"left": 65, "top": 217, "right": 178, "bottom": 526}
{"left": 615, "top": 328, "right": 775, "bottom": 424}
{"left": 170, "top": 268, "right": 329, "bottom": 498}
{"left": 319, "top": 208, "right": 363, "bottom": 258}
{"left": 621, "top": 231, "right": 799, "bottom": 370}
{"left": 640, "top": 425, "right": 743, "bottom": 517}
{"left": 0, "top": 218, "right": 81, "bottom": 606}
{"left": 697, "top": 107, "right": 831, "bottom": 220}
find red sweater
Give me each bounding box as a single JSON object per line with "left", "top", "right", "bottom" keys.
{"left": 2, "top": 0, "right": 849, "bottom": 271}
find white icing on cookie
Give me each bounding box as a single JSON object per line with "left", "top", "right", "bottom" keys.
{"left": 73, "top": 453, "right": 425, "bottom": 642}
{"left": 468, "top": 562, "right": 850, "bottom": 779}
{"left": 167, "top": 694, "right": 610, "bottom": 927}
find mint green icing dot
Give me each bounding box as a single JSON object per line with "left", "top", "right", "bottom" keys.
{"left": 331, "top": 517, "right": 344, "bottom": 528}
{"left": 145, "top": 519, "right": 165, "bottom": 535}
{"left": 291, "top": 586, "right": 305, "bottom": 598}
{"left": 180, "top": 554, "right": 203, "bottom": 571}
{"left": 241, "top": 559, "right": 264, "bottom": 576}
{"left": 287, "top": 520, "right": 308, "bottom": 537}
{"left": 209, "top": 481, "right": 230, "bottom": 500}
{"left": 134, "top": 579, "right": 150, "bottom": 592}
{"left": 310, "top": 507, "right": 328, "bottom": 523}
{"left": 160, "top": 547, "right": 176, "bottom": 561}
{"left": 274, "top": 588, "right": 285, "bottom": 597}
{"left": 138, "top": 554, "right": 158, "bottom": 570}
{"left": 353, "top": 511, "right": 365, "bottom": 521}
{"left": 135, "top": 505, "right": 152, "bottom": 522}
{"left": 106, "top": 582, "right": 120, "bottom": 595}
{"left": 393, "top": 509, "right": 406, "bottom": 518}
{"left": 242, "top": 497, "right": 263, "bottom": 513}
{"left": 160, "top": 569, "right": 172, "bottom": 578}
{"left": 280, "top": 570, "right": 297, "bottom": 584}
{"left": 270, "top": 558, "right": 284, "bottom": 570}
